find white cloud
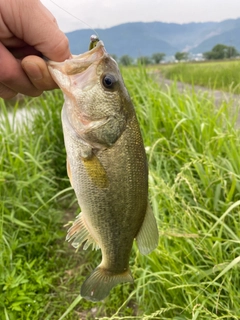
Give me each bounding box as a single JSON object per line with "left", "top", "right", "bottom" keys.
{"left": 41, "top": 0, "right": 240, "bottom": 33}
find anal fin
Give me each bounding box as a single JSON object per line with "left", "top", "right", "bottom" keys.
{"left": 66, "top": 213, "right": 99, "bottom": 250}
{"left": 136, "top": 201, "right": 159, "bottom": 255}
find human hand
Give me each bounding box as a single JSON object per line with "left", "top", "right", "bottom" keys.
{"left": 0, "top": 0, "right": 71, "bottom": 99}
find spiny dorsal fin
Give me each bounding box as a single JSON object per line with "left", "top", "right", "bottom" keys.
{"left": 136, "top": 201, "right": 159, "bottom": 255}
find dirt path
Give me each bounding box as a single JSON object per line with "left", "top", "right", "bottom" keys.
{"left": 154, "top": 74, "right": 240, "bottom": 127}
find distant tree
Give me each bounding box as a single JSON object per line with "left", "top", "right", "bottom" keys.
{"left": 152, "top": 53, "right": 166, "bottom": 64}
{"left": 203, "top": 44, "right": 239, "bottom": 60}
{"left": 110, "top": 54, "right": 118, "bottom": 62}
{"left": 226, "top": 46, "right": 239, "bottom": 58}
{"left": 137, "top": 56, "right": 152, "bottom": 65}
{"left": 119, "top": 55, "right": 133, "bottom": 66}
{"left": 175, "top": 52, "right": 189, "bottom": 61}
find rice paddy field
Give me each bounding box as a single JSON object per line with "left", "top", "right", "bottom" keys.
{"left": 1, "top": 60, "right": 240, "bottom": 319}
{"left": 158, "top": 59, "right": 240, "bottom": 93}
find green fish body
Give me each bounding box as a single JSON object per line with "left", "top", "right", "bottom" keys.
{"left": 48, "top": 41, "right": 158, "bottom": 302}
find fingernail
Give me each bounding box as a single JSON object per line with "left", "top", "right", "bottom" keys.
{"left": 22, "top": 62, "right": 43, "bottom": 80}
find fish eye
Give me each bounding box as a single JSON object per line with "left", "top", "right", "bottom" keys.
{"left": 102, "top": 74, "right": 117, "bottom": 89}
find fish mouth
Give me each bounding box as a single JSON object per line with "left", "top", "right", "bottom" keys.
{"left": 49, "top": 41, "right": 106, "bottom": 74}
{"left": 47, "top": 41, "right": 108, "bottom": 91}
{"left": 47, "top": 41, "right": 114, "bottom": 143}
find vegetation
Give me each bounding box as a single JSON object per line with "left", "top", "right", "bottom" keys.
{"left": 110, "top": 54, "right": 118, "bottom": 62}
{"left": 159, "top": 59, "right": 240, "bottom": 93}
{"left": 151, "top": 53, "right": 166, "bottom": 64}
{"left": 0, "top": 93, "right": 81, "bottom": 320}
{"left": 204, "top": 44, "right": 239, "bottom": 60}
{"left": 119, "top": 52, "right": 166, "bottom": 66}
{"left": 137, "top": 56, "right": 152, "bottom": 65}
{"left": 119, "top": 55, "right": 133, "bottom": 66}
{"left": 117, "top": 43, "right": 238, "bottom": 66}
{"left": 175, "top": 52, "right": 189, "bottom": 61}
{"left": 1, "top": 64, "right": 240, "bottom": 319}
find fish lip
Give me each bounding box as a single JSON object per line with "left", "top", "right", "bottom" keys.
{"left": 47, "top": 41, "right": 107, "bottom": 75}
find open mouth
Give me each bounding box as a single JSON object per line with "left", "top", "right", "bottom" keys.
{"left": 48, "top": 41, "right": 107, "bottom": 76}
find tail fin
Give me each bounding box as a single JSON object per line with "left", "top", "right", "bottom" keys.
{"left": 81, "top": 266, "right": 133, "bottom": 302}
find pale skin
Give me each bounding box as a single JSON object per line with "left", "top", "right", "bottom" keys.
{"left": 0, "top": 0, "right": 71, "bottom": 99}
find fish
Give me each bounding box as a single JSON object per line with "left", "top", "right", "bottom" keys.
{"left": 47, "top": 39, "right": 159, "bottom": 302}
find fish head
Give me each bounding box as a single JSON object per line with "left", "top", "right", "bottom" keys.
{"left": 48, "top": 41, "right": 133, "bottom": 146}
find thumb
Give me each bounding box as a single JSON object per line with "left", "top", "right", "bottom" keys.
{"left": 2, "top": 0, "right": 71, "bottom": 62}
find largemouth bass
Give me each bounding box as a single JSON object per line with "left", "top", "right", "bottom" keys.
{"left": 48, "top": 40, "right": 159, "bottom": 302}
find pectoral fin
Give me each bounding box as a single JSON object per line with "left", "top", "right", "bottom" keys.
{"left": 82, "top": 153, "right": 109, "bottom": 188}
{"left": 66, "top": 213, "right": 99, "bottom": 250}
{"left": 136, "top": 202, "right": 159, "bottom": 255}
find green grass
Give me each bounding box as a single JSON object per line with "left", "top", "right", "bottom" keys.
{"left": 119, "top": 67, "right": 240, "bottom": 319}
{"left": 0, "top": 93, "right": 84, "bottom": 320}
{"left": 158, "top": 60, "right": 240, "bottom": 93}
{"left": 1, "top": 66, "right": 240, "bottom": 319}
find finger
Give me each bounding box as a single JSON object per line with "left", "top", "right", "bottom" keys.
{"left": 0, "top": 83, "right": 17, "bottom": 100}
{"left": 8, "top": 45, "right": 41, "bottom": 59}
{"left": 22, "top": 55, "right": 58, "bottom": 91}
{"left": 3, "top": 0, "right": 71, "bottom": 62}
{"left": 0, "top": 42, "right": 43, "bottom": 97}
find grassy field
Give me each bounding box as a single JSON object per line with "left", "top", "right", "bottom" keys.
{"left": 1, "top": 64, "right": 240, "bottom": 319}
{"left": 157, "top": 59, "right": 240, "bottom": 93}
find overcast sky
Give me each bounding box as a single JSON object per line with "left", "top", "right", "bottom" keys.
{"left": 41, "top": 0, "right": 240, "bottom": 33}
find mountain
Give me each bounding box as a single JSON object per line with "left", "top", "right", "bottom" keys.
{"left": 66, "top": 18, "right": 240, "bottom": 58}
{"left": 66, "top": 24, "right": 177, "bottom": 57}
{"left": 192, "top": 27, "right": 240, "bottom": 53}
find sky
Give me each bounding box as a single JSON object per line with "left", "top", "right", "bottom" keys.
{"left": 41, "top": 0, "right": 240, "bottom": 33}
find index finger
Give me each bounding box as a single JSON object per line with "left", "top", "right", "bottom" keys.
{"left": 1, "top": 0, "right": 71, "bottom": 62}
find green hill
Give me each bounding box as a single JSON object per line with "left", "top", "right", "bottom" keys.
{"left": 66, "top": 18, "right": 240, "bottom": 57}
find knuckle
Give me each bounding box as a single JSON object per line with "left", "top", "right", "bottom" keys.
{"left": 61, "top": 35, "right": 69, "bottom": 48}
{"left": 51, "top": 33, "right": 70, "bottom": 60}
{"left": 57, "top": 36, "right": 69, "bottom": 53}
